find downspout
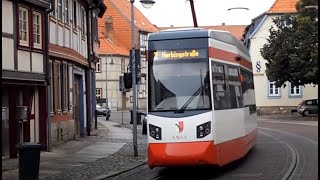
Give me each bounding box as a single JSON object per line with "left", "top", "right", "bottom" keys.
{"left": 45, "top": 1, "right": 54, "bottom": 151}
{"left": 85, "top": 6, "right": 92, "bottom": 136}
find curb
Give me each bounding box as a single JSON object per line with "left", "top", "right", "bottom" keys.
{"left": 257, "top": 119, "right": 318, "bottom": 126}
{"left": 95, "top": 161, "right": 147, "bottom": 179}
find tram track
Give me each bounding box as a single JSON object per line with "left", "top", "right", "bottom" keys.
{"left": 259, "top": 129, "right": 298, "bottom": 180}
{"left": 105, "top": 128, "right": 317, "bottom": 180}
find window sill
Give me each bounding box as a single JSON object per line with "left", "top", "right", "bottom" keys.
{"left": 65, "top": 24, "right": 70, "bottom": 30}
{"left": 288, "top": 95, "right": 303, "bottom": 98}
{"left": 57, "top": 20, "right": 64, "bottom": 27}
{"left": 267, "top": 95, "right": 281, "bottom": 99}
{"left": 49, "top": 16, "right": 57, "bottom": 22}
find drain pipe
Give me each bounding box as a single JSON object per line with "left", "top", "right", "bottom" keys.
{"left": 45, "top": 2, "right": 54, "bottom": 151}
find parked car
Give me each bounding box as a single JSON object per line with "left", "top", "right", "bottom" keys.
{"left": 96, "top": 105, "right": 111, "bottom": 120}
{"left": 297, "top": 99, "right": 318, "bottom": 116}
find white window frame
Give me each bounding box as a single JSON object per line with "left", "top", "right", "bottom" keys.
{"left": 95, "top": 58, "right": 101, "bottom": 72}
{"left": 33, "top": 12, "right": 42, "bottom": 48}
{"left": 64, "top": 0, "right": 69, "bottom": 24}
{"left": 58, "top": 0, "right": 63, "bottom": 21}
{"left": 73, "top": 0, "right": 77, "bottom": 28}
{"left": 63, "top": 63, "right": 69, "bottom": 111}
{"left": 96, "top": 88, "right": 102, "bottom": 100}
{"left": 81, "top": 7, "right": 86, "bottom": 37}
{"left": 19, "top": 7, "right": 29, "bottom": 46}
{"left": 49, "top": 61, "right": 54, "bottom": 115}
{"left": 57, "top": 63, "right": 62, "bottom": 112}
{"left": 289, "top": 83, "right": 302, "bottom": 97}
{"left": 268, "top": 81, "right": 281, "bottom": 97}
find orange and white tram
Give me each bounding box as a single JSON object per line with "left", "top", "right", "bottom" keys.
{"left": 146, "top": 28, "right": 257, "bottom": 168}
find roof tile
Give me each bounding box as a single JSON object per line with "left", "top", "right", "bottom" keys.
{"left": 268, "top": 0, "right": 299, "bottom": 14}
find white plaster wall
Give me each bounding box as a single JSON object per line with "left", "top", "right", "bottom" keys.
{"left": 250, "top": 15, "right": 318, "bottom": 107}
{"left": 2, "top": 0, "right": 13, "bottom": 34}
{"left": 32, "top": 52, "right": 44, "bottom": 73}
{"left": 2, "top": 37, "right": 14, "bottom": 70}
{"left": 18, "top": 50, "right": 31, "bottom": 71}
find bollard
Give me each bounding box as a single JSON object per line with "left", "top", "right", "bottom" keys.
{"left": 16, "top": 143, "right": 42, "bottom": 180}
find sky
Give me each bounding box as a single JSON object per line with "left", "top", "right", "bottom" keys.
{"left": 135, "top": 0, "right": 276, "bottom": 27}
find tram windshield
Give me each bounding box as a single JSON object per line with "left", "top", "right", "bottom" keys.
{"left": 148, "top": 59, "right": 211, "bottom": 112}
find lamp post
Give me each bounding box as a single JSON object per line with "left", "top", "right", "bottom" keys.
{"left": 130, "top": 0, "right": 155, "bottom": 157}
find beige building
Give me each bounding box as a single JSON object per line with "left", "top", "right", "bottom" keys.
{"left": 243, "top": 0, "right": 318, "bottom": 115}
{"left": 96, "top": 0, "right": 158, "bottom": 111}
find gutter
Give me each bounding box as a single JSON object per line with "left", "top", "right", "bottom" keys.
{"left": 85, "top": 6, "right": 92, "bottom": 136}
{"left": 45, "top": 1, "right": 54, "bottom": 152}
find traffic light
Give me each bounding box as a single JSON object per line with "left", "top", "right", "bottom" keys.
{"left": 124, "top": 73, "right": 132, "bottom": 89}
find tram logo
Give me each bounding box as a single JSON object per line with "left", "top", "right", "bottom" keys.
{"left": 175, "top": 121, "right": 184, "bottom": 133}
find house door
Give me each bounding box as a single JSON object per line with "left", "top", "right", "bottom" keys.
{"left": 74, "top": 78, "right": 80, "bottom": 138}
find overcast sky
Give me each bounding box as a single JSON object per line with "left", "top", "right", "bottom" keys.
{"left": 135, "top": 0, "right": 276, "bottom": 27}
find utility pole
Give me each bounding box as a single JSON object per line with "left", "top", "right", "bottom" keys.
{"left": 189, "top": 0, "right": 198, "bottom": 27}
{"left": 130, "top": 0, "right": 138, "bottom": 157}
{"left": 105, "top": 54, "right": 109, "bottom": 114}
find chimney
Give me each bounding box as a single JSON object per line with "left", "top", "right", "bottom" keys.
{"left": 222, "top": 22, "right": 225, "bottom": 26}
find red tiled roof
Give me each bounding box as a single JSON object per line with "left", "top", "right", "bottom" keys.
{"left": 98, "top": 33, "right": 128, "bottom": 56}
{"left": 268, "top": 0, "right": 299, "bottom": 14}
{"left": 98, "top": 0, "right": 158, "bottom": 56}
{"left": 158, "top": 25, "right": 247, "bottom": 40}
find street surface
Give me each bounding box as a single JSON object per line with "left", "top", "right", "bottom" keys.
{"left": 105, "top": 112, "right": 318, "bottom": 180}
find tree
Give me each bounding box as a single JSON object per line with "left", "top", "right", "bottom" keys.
{"left": 260, "top": 0, "right": 318, "bottom": 88}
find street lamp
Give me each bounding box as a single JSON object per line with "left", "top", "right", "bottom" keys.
{"left": 130, "top": 0, "right": 155, "bottom": 157}
{"left": 140, "top": 0, "right": 155, "bottom": 9}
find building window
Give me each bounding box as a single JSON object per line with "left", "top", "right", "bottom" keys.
{"left": 50, "top": 0, "right": 56, "bottom": 17}
{"left": 63, "top": 63, "right": 69, "bottom": 111}
{"left": 268, "top": 81, "right": 281, "bottom": 97}
{"left": 49, "top": 61, "right": 54, "bottom": 114}
{"left": 121, "top": 58, "right": 125, "bottom": 73}
{"left": 289, "top": 83, "right": 302, "bottom": 98}
{"left": 19, "top": 7, "right": 29, "bottom": 46}
{"left": 96, "top": 58, "right": 101, "bottom": 72}
{"left": 81, "top": 8, "right": 85, "bottom": 37}
{"left": 64, "top": 0, "right": 69, "bottom": 24}
{"left": 58, "top": 0, "right": 63, "bottom": 21}
{"left": 33, "top": 12, "right": 42, "bottom": 48}
{"left": 54, "top": 62, "right": 62, "bottom": 112}
{"left": 73, "top": 1, "right": 77, "bottom": 29}
{"left": 96, "top": 88, "right": 102, "bottom": 100}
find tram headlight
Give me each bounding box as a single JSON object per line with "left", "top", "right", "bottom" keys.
{"left": 197, "top": 121, "right": 211, "bottom": 139}
{"left": 149, "top": 124, "right": 162, "bottom": 140}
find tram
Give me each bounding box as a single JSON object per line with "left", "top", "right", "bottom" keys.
{"left": 146, "top": 28, "right": 257, "bottom": 168}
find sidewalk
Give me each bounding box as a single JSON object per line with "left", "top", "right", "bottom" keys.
{"left": 257, "top": 114, "right": 318, "bottom": 126}
{"left": 2, "top": 116, "right": 148, "bottom": 180}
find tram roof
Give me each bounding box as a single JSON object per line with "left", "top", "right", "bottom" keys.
{"left": 148, "top": 28, "right": 250, "bottom": 57}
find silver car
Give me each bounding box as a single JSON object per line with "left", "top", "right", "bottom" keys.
{"left": 297, "top": 99, "right": 318, "bottom": 116}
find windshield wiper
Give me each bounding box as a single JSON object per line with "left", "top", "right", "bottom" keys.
{"left": 175, "top": 85, "right": 205, "bottom": 114}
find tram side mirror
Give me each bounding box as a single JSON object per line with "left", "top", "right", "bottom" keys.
{"left": 16, "top": 106, "right": 28, "bottom": 121}
{"left": 2, "top": 107, "right": 8, "bottom": 121}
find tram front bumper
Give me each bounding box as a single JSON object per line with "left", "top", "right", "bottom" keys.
{"left": 148, "top": 141, "right": 218, "bottom": 168}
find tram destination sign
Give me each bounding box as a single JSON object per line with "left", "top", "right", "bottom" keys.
{"left": 153, "top": 49, "right": 207, "bottom": 60}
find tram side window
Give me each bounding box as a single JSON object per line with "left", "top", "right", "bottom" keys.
{"left": 240, "top": 68, "right": 256, "bottom": 114}
{"left": 228, "top": 66, "right": 243, "bottom": 109}
{"left": 212, "top": 63, "right": 230, "bottom": 110}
